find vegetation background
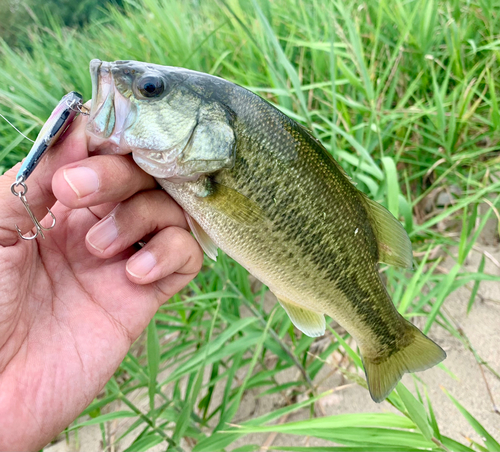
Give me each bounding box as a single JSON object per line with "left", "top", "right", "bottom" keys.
{"left": 0, "top": 0, "right": 499, "bottom": 450}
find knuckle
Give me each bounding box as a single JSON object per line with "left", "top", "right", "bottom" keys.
{"left": 109, "top": 155, "right": 136, "bottom": 184}
{"left": 142, "top": 191, "right": 167, "bottom": 228}
{"left": 147, "top": 188, "right": 169, "bottom": 206}
{"left": 168, "top": 227, "right": 191, "bottom": 251}
{"left": 185, "top": 244, "right": 204, "bottom": 274}
{"left": 188, "top": 247, "right": 204, "bottom": 273}
{"left": 97, "top": 155, "right": 138, "bottom": 196}
{"left": 121, "top": 157, "right": 139, "bottom": 183}
{"left": 142, "top": 190, "right": 182, "bottom": 230}
{"left": 167, "top": 227, "right": 203, "bottom": 273}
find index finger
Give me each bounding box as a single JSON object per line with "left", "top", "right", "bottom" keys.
{"left": 51, "top": 154, "right": 157, "bottom": 211}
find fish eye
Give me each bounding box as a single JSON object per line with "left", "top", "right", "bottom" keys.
{"left": 136, "top": 75, "right": 165, "bottom": 98}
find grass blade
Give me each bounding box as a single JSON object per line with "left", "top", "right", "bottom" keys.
{"left": 467, "top": 254, "right": 486, "bottom": 314}
{"left": 147, "top": 318, "right": 160, "bottom": 422}
{"left": 396, "top": 383, "right": 433, "bottom": 441}
{"left": 443, "top": 388, "right": 500, "bottom": 451}
{"left": 124, "top": 433, "right": 164, "bottom": 452}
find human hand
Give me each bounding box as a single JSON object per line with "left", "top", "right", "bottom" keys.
{"left": 0, "top": 115, "right": 204, "bottom": 451}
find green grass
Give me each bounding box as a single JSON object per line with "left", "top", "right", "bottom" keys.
{"left": 1, "top": 0, "right": 500, "bottom": 450}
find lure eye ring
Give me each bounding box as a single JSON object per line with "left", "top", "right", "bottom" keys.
{"left": 136, "top": 75, "right": 165, "bottom": 99}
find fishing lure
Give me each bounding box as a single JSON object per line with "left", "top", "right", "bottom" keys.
{"left": 10, "top": 91, "right": 87, "bottom": 240}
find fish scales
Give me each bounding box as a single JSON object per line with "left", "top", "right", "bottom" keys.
{"left": 87, "top": 59, "right": 446, "bottom": 402}
{"left": 161, "top": 85, "right": 403, "bottom": 351}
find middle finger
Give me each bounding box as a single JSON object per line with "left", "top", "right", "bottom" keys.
{"left": 85, "top": 189, "right": 189, "bottom": 256}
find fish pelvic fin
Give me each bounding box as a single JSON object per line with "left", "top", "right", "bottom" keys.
{"left": 185, "top": 213, "right": 218, "bottom": 261}
{"left": 360, "top": 193, "right": 413, "bottom": 269}
{"left": 277, "top": 296, "right": 325, "bottom": 337}
{"left": 362, "top": 319, "right": 446, "bottom": 403}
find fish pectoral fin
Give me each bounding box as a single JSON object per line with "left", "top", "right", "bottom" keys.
{"left": 185, "top": 213, "right": 218, "bottom": 261}
{"left": 361, "top": 319, "right": 446, "bottom": 403}
{"left": 277, "top": 296, "right": 325, "bottom": 338}
{"left": 203, "top": 181, "right": 265, "bottom": 225}
{"left": 361, "top": 193, "right": 413, "bottom": 269}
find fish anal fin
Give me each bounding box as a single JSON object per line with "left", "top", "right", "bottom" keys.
{"left": 276, "top": 296, "right": 325, "bottom": 338}
{"left": 361, "top": 194, "right": 413, "bottom": 269}
{"left": 362, "top": 320, "right": 446, "bottom": 402}
{"left": 185, "top": 212, "right": 218, "bottom": 261}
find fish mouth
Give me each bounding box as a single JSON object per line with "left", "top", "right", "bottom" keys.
{"left": 87, "top": 59, "right": 133, "bottom": 154}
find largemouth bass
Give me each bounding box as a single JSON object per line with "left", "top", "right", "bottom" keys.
{"left": 86, "top": 59, "right": 446, "bottom": 402}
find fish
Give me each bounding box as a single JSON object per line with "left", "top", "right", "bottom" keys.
{"left": 86, "top": 59, "right": 446, "bottom": 402}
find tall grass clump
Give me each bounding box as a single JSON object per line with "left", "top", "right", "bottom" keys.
{"left": 1, "top": 0, "right": 499, "bottom": 450}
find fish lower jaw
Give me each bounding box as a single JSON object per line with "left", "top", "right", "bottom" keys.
{"left": 132, "top": 151, "right": 201, "bottom": 182}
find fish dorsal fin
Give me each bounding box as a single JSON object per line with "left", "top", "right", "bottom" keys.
{"left": 361, "top": 194, "right": 413, "bottom": 269}
{"left": 277, "top": 295, "right": 325, "bottom": 338}
{"left": 185, "top": 212, "right": 218, "bottom": 261}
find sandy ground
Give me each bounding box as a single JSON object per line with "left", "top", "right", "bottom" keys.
{"left": 47, "top": 234, "right": 500, "bottom": 451}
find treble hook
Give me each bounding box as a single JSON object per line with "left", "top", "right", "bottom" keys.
{"left": 10, "top": 179, "right": 56, "bottom": 240}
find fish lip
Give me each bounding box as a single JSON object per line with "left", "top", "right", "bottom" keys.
{"left": 88, "top": 59, "right": 112, "bottom": 121}
{"left": 87, "top": 59, "right": 132, "bottom": 154}
{"left": 89, "top": 59, "right": 102, "bottom": 117}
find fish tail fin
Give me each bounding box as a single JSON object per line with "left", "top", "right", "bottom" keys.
{"left": 361, "top": 320, "right": 446, "bottom": 403}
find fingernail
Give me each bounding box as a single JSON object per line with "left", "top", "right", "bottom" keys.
{"left": 64, "top": 167, "right": 99, "bottom": 198}
{"left": 126, "top": 251, "right": 156, "bottom": 278}
{"left": 86, "top": 216, "right": 118, "bottom": 252}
